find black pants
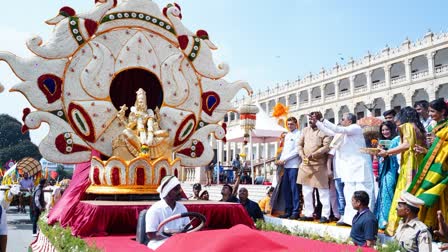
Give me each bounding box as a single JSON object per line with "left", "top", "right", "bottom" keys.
{"left": 32, "top": 208, "right": 41, "bottom": 234}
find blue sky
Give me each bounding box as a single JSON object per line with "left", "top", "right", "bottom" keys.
{"left": 1, "top": 0, "right": 447, "bottom": 144}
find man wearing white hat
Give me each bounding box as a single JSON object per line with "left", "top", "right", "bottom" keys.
{"left": 145, "top": 175, "right": 189, "bottom": 247}
{"left": 394, "top": 191, "right": 432, "bottom": 252}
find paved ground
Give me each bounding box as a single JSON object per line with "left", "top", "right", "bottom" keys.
{"left": 6, "top": 206, "right": 34, "bottom": 252}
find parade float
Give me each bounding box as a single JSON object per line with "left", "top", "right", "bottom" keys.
{"left": 1, "top": 0, "right": 258, "bottom": 250}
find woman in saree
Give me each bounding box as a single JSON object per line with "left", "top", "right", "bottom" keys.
{"left": 410, "top": 98, "right": 448, "bottom": 231}
{"left": 378, "top": 106, "right": 426, "bottom": 235}
{"left": 375, "top": 121, "right": 400, "bottom": 230}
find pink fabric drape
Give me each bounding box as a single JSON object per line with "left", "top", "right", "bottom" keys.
{"left": 158, "top": 224, "right": 377, "bottom": 252}
{"left": 47, "top": 151, "right": 99, "bottom": 226}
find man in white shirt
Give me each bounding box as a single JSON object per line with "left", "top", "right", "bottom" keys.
{"left": 414, "top": 100, "right": 434, "bottom": 132}
{"left": 146, "top": 175, "right": 189, "bottom": 249}
{"left": 312, "top": 112, "right": 374, "bottom": 226}
{"left": 275, "top": 117, "right": 301, "bottom": 219}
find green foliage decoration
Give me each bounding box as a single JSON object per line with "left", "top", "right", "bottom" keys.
{"left": 37, "top": 213, "right": 102, "bottom": 252}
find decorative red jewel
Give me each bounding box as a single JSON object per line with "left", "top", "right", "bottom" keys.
{"left": 111, "top": 168, "right": 120, "bottom": 186}
{"left": 136, "top": 168, "right": 145, "bottom": 185}
{"left": 93, "top": 168, "right": 101, "bottom": 185}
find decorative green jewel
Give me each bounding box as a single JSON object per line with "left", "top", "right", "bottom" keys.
{"left": 100, "top": 12, "right": 176, "bottom": 35}
{"left": 140, "top": 144, "right": 149, "bottom": 154}
{"left": 188, "top": 36, "right": 201, "bottom": 62}
{"left": 69, "top": 17, "right": 85, "bottom": 45}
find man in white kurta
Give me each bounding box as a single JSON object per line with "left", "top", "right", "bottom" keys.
{"left": 146, "top": 176, "right": 190, "bottom": 249}
{"left": 313, "top": 112, "right": 374, "bottom": 225}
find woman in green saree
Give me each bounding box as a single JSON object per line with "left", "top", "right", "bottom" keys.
{"left": 410, "top": 97, "right": 448, "bottom": 231}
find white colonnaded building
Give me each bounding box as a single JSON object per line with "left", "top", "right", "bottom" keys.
{"left": 210, "top": 30, "right": 448, "bottom": 180}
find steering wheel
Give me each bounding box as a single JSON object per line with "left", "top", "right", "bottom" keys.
{"left": 157, "top": 212, "right": 206, "bottom": 237}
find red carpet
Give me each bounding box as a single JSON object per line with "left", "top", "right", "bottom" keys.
{"left": 84, "top": 235, "right": 151, "bottom": 252}
{"left": 157, "top": 224, "right": 376, "bottom": 252}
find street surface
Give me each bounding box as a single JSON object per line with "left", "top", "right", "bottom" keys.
{"left": 6, "top": 206, "right": 34, "bottom": 252}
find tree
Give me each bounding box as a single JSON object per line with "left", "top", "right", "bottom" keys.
{"left": 0, "top": 114, "right": 41, "bottom": 165}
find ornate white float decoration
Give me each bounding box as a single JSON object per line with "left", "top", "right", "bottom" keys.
{"left": 1, "top": 0, "right": 252, "bottom": 194}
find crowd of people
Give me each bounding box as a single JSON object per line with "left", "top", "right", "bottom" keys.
{"left": 268, "top": 97, "right": 448, "bottom": 250}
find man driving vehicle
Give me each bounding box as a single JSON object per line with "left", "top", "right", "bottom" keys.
{"left": 145, "top": 175, "right": 189, "bottom": 249}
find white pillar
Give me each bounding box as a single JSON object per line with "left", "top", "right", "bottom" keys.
{"left": 385, "top": 93, "right": 392, "bottom": 111}
{"left": 320, "top": 85, "right": 325, "bottom": 103}
{"left": 427, "top": 84, "right": 436, "bottom": 101}
{"left": 349, "top": 76, "right": 355, "bottom": 96}
{"left": 335, "top": 80, "right": 340, "bottom": 100}
{"left": 366, "top": 70, "right": 372, "bottom": 92}
{"left": 405, "top": 58, "right": 412, "bottom": 83}
{"left": 427, "top": 51, "right": 435, "bottom": 77}
{"left": 225, "top": 141, "right": 231, "bottom": 164}
{"left": 217, "top": 140, "right": 223, "bottom": 165}
{"left": 307, "top": 89, "right": 311, "bottom": 105}
{"left": 385, "top": 65, "right": 391, "bottom": 89}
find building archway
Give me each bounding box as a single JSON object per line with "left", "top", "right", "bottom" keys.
{"left": 411, "top": 55, "right": 429, "bottom": 74}
{"left": 299, "top": 90, "right": 309, "bottom": 104}
{"left": 354, "top": 102, "right": 367, "bottom": 119}
{"left": 324, "top": 82, "right": 335, "bottom": 98}
{"left": 373, "top": 97, "right": 385, "bottom": 117}
{"left": 311, "top": 87, "right": 321, "bottom": 100}
{"left": 436, "top": 83, "right": 448, "bottom": 99}
{"left": 411, "top": 89, "right": 429, "bottom": 106}
{"left": 391, "top": 93, "right": 406, "bottom": 113}
{"left": 435, "top": 48, "right": 448, "bottom": 67}
{"left": 338, "top": 105, "right": 350, "bottom": 122}
{"left": 354, "top": 73, "right": 367, "bottom": 89}
{"left": 288, "top": 93, "right": 297, "bottom": 108}
{"left": 324, "top": 109, "right": 335, "bottom": 123}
